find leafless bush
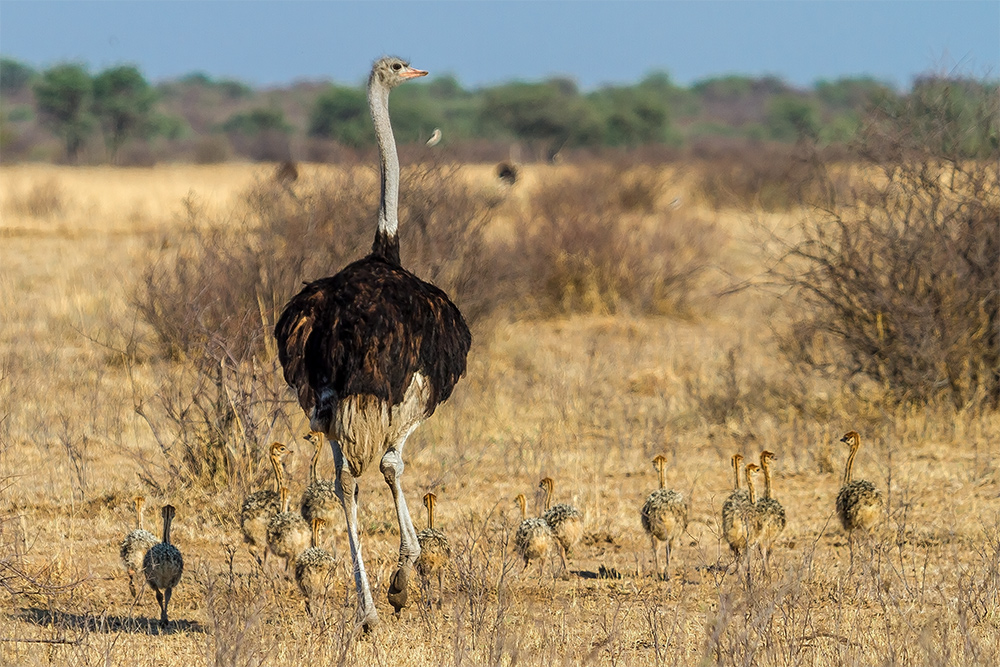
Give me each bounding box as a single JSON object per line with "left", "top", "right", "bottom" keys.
{"left": 777, "top": 157, "right": 999, "bottom": 408}
{"left": 683, "top": 347, "right": 788, "bottom": 432}
{"left": 398, "top": 163, "right": 509, "bottom": 326}
{"left": 54, "top": 421, "right": 92, "bottom": 502}
{"left": 772, "top": 81, "right": 1000, "bottom": 409}
{"left": 21, "top": 368, "right": 128, "bottom": 503}
{"left": 515, "top": 164, "right": 721, "bottom": 316}
{"left": 615, "top": 168, "right": 661, "bottom": 213}
{"left": 696, "top": 141, "right": 841, "bottom": 212}
{"left": 130, "top": 356, "right": 292, "bottom": 497}
{"left": 5, "top": 178, "right": 65, "bottom": 218}
{"left": 202, "top": 559, "right": 275, "bottom": 667}
{"left": 449, "top": 509, "right": 520, "bottom": 660}
{"left": 858, "top": 75, "right": 999, "bottom": 163}
{"left": 0, "top": 411, "right": 88, "bottom": 632}
{"left": 134, "top": 173, "right": 361, "bottom": 365}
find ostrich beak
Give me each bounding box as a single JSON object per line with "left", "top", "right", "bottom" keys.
{"left": 401, "top": 67, "right": 428, "bottom": 79}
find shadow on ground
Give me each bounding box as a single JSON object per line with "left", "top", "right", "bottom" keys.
{"left": 18, "top": 607, "right": 204, "bottom": 636}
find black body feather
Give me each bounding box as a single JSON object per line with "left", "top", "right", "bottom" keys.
{"left": 274, "top": 244, "right": 470, "bottom": 433}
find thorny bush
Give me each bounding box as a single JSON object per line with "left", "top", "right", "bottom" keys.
{"left": 778, "top": 83, "right": 1000, "bottom": 408}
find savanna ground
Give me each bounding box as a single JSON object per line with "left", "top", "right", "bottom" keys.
{"left": 0, "top": 160, "right": 998, "bottom": 666}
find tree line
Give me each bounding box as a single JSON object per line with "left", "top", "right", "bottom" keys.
{"left": 1, "top": 57, "right": 996, "bottom": 164}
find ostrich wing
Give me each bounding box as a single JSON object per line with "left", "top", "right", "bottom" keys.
{"left": 275, "top": 257, "right": 471, "bottom": 424}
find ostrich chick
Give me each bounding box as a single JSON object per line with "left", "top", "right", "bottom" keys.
{"left": 240, "top": 442, "right": 288, "bottom": 566}
{"left": 640, "top": 455, "right": 688, "bottom": 580}
{"left": 721, "top": 454, "right": 755, "bottom": 558}
{"left": 295, "top": 518, "right": 337, "bottom": 616}
{"left": 836, "top": 431, "right": 883, "bottom": 538}
{"left": 415, "top": 492, "right": 451, "bottom": 608}
{"left": 300, "top": 431, "right": 339, "bottom": 530}
{"left": 267, "top": 486, "right": 311, "bottom": 572}
{"left": 142, "top": 504, "right": 184, "bottom": 628}
{"left": 514, "top": 493, "right": 556, "bottom": 575}
{"left": 756, "top": 450, "right": 787, "bottom": 565}
{"left": 119, "top": 496, "right": 158, "bottom": 598}
{"left": 742, "top": 464, "right": 763, "bottom": 553}
{"left": 539, "top": 477, "right": 584, "bottom": 572}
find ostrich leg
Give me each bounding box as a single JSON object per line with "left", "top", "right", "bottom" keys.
{"left": 333, "top": 447, "right": 378, "bottom": 631}
{"left": 381, "top": 446, "right": 421, "bottom": 616}
{"left": 651, "top": 535, "right": 661, "bottom": 579}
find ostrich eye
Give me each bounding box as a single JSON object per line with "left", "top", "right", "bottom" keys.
{"left": 392, "top": 62, "right": 402, "bottom": 71}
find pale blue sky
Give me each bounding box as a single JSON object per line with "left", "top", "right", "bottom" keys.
{"left": 1, "top": 1, "right": 997, "bottom": 89}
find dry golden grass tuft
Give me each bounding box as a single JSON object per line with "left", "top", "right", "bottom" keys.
{"left": 1, "top": 163, "right": 998, "bottom": 666}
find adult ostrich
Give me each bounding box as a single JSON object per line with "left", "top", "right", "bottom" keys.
{"left": 274, "top": 57, "right": 471, "bottom": 631}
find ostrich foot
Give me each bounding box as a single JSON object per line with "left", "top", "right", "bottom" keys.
{"left": 387, "top": 564, "right": 411, "bottom": 616}
{"left": 355, "top": 607, "right": 380, "bottom": 635}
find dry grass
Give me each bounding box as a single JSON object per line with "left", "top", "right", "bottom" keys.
{"left": 1, "top": 163, "right": 998, "bottom": 666}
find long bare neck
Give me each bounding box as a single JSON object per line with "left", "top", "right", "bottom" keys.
{"left": 732, "top": 458, "right": 742, "bottom": 491}
{"left": 844, "top": 445, "right": 858, "bottom": 484}
{"left": 309, "top": 443, "right": 320, "bottom": 485}
{"left": 162, "top": 513, "right": 173, "bottom": 544}
{"left": 311, "top": 520, "right": 321, "bottom": 549}
{"left": 426, "top": 499, "right": 435, "bottom": 529}
{"left": 270, "top": 453, "right": 284, "bottom": 494}
{"left": 746, "top": 473, "right": 756, "bottom": 504}
{"left": 369, "top": 78, "right": 401, "bottom": 265}
{"left": 762, "top": 462, "right": 773, "bottom": 499}
{"left": 516, "top": 496, "right": 527, "bottom": 520}
{"left": 656, "top": 462, "right": 666, "bottom": 489}
{"left": 543, "top": 482, "right": 553, "bottom": 511}
{"left": 135, "top": 500, "right": 144, "bottom": 530}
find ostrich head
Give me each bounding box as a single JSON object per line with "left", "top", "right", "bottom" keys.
{"left": 268, "top": 442, "right": 289, "bottom": 492}
{"left": 423, "top": 492, "right": 437, "bottom": 528}
{"left": 840, "top": 431, "right": 862, "bottom": 483}
{"left": 759, "top": 450, "right": 776, "bottom": 497}
{"left": 514, "top": 493, "right": 528, "bottom": 519}
{"left": 160, "top": 504, "right": 177, "bottom": 543}
{"left": 538, "top": 477, "right": 555, "bottom": 510}
{"left": 311, "top": 517, "right": 326, "bottom": 548}
{"left": 731, "top": 453, "right": 744, "bottom": 490}
{"left": 652, "top": 455, "right": 669, "bottom": 489}
{"left": 305, "top": 432, "right": 324, "bottom": 480}
{"left": 840, "top": 431, "right": 861, "bottom": 450}
{"left": 133, "top": 496, "right": 146, "bottom": 529}
{"left": 370, "top": 56, "right": 427, "bottom": 89}
{"left": 745, "top": 464, "right": 759, "bottom": 503}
